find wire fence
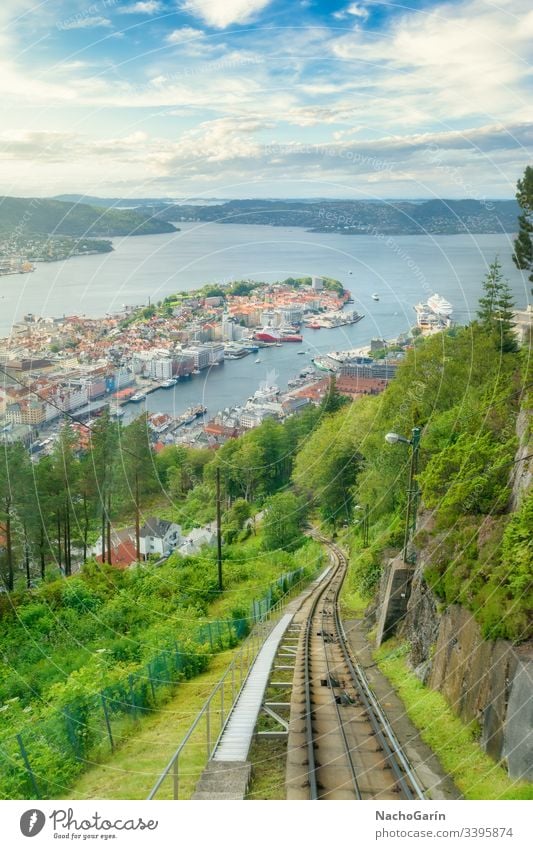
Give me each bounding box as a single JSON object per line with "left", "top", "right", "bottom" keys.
{"left": 0, "top": 566, "right": 307, "bottom": 800}
{"left": 147, "top": 566, "right": 314, "bottom": 800}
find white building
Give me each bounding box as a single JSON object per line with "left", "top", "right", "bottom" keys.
{"left": 139, "top": 517, "right": 182, "bottom": 559}
{"left": 150, "top": 358, "right": 173, "bottom": 380}
{"left": 311, "top": 276, "right": 324, "bottom": 291}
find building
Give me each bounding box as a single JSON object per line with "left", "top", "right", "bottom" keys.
{"left": 150, "top": 358, "right": 173, "bottom": 380}
{"left": 513, "top": 306, "right": 533, "bottom": 346}
{"left": 280, "top": 306, "right": 303, "bottom": 325}
{"left": 139, "top": 517, "right": 182, "bottom": 560}
{"left": 311, "top": 276, "right": 324, "bottom": 291}
{"left": 339, "top": 360, "right": 400, "bottom": 380}
{"left": 182, "top": 347, "right": 211, "bottom": 370}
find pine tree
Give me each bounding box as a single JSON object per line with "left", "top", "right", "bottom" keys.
{"left": 477, "top": 258, "right": 518, "bottom": 353}
{"left": 512, "top": 165, "right": 533, "bottom": 293}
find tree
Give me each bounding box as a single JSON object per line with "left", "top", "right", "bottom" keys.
{"left": 512, "top": 165, "right": 533, "bottom": 293}
{"left": 477, "top": 259, "right": 518, "bottom": 353}
{"left": 120, "top": 415, "right": 157, "bottom": 561}
{"left": 262, "top": 492, "right": 306, "bottom": 551}
{"left": 320, "top": 374, "right": 349, "bottom": 415}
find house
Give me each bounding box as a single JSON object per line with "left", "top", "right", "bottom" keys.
{"left": 94, "top": 527, "right": 137, "bottom": 568}
{"left": 177, "top": 525, "right": 217, "bottom": 556}
{"left": 139, "top": 517, "right": 182, "bottom": 560}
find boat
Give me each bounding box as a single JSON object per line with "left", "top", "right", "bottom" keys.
{"left": 297, "top": 350, "right": 305, "bottom": 355}
{"left": 160, "top": 378, "right": 177, "bottom": 388}
{"left": 255, "top": 358, "right": 261, "bottom": 363}
{"left": 427, "top": 293, "right": 453, "bottom": 317}
{"left": 129, "top": 392, "right": 146, "bottom": 403}
{"left": 255, "top": 326, "right": 303, "bottom": 343}
{"left": 372, "top": 293, "right": 380, "bottom": 301}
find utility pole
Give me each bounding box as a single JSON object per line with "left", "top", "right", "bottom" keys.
{"left": 216, "top": 467, "right": 223, "bottom": 592}
{"left": 402, "top": 426, "right": 421, "bottom": 563}
{"left": 135, "top": 472, "right": 140, "bottom": 562}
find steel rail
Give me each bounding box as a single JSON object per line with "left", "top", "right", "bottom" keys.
{"left": 328, "top": 541, "right": 425, "bottom": 800}
{"left": 319, "top": 549, "right": 363, "bottom": 799}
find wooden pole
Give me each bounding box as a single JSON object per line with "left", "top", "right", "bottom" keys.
{"left": 216, "top": 468, "right": 223, "bottom": 592}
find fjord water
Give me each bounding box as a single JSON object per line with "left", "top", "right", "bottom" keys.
{"left": 1, "top": 222, "right": 528, "bottom": 419}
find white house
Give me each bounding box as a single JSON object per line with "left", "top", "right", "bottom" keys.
{"left": 139, "top": 517, "right": 182, "bottom": 560}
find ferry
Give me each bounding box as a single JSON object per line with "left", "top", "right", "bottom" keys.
{"left": 255, "top": 326, "right": 303, "bottom": 343}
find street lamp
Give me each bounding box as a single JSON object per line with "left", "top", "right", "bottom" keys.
{"left": 385, "top": 427, "right": 421, "bottom": 563}
{"left": 354, "top": 504, "right": 369, "bottom": 547}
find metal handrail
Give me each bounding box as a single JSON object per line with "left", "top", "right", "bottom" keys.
{"left": 147, "top": 572, "right": 313, "bottom": 799}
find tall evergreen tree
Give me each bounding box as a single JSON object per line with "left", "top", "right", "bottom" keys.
{"left": 512, "top": 165, "right": 533, "bottom": 293}
{"left": 477, "top": 258, "right": 518, "bottom": 353}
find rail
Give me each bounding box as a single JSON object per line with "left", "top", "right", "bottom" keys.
{"left": 147, "top": 571, "right": 314, "bottom": 800}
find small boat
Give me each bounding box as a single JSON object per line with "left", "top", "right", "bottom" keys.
{"left": 372, "top": 293, "right": 380, "bottom": 301}
{"left": 160, "top": 378, "right": 177, "bottom": 388}
{"left": 255, "top": 358, "right": 261, "bottom": 363}
{"left": 275, "top": 343, "right": 282, "bottom": 347}
{"left": 130, "top": 392, "right": 146, "bottom": 403}
{"left": 297, "top": 350, "right": 305, "bottom": 355}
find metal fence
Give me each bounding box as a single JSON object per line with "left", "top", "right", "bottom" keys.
{"left": 0, "top": 566, "right": 307, "bottom": 800}
{"left": 147, "top": 569, "right": 312, "bottom": 800}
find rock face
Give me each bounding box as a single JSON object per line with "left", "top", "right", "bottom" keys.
{"left": 399, "top": 566, "right": 533, "bottom": 781}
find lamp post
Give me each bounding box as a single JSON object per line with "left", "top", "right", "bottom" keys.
{"left": 385, "top": 427, "right": 421, "bottom": 563}
{"left": 354, "top": 504, "right": 369, "bottom": 547}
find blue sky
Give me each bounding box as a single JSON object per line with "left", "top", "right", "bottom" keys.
{"left": 0, "top": 0, "right": 531, "bottom": 198}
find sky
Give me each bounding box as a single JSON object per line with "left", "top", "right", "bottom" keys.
{"left": 0, "top": 0, "right": 531, "bottom": 199}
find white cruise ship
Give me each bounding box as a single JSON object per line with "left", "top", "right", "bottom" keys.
{"left": 427, "top": 293, "right": 453, "bottom": 317}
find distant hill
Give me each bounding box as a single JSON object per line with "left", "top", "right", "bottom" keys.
{"left": 157, "top": 197, "right": 519, "bottom": 235}
{"left": 0, "top": 196, "right": 178, "bottom": 237}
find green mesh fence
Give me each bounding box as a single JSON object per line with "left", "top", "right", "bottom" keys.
{"left": 0, "top": 564, "right": 308, "bottom": 799}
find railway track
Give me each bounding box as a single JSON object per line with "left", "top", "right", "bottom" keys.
{"left": 287, "top": 536, "right": 425, "bottom": 801}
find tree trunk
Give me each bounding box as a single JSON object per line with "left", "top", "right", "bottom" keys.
{"left": 82, "top": 493, "right": 89, "bottom": 563}
{"left": 40, "top": 526, "right": 45, "bottom": 580}
{"left": 135, "top": 473, "right": 140, "bottom": 562}
{"left": 63, "top": 507, "right": 70, "bottom": 577}
{"left": 66, "top": 505, "right": 71, "bottom": 576}
{"left": 24, "top": 531, "right": 31, "bottom": 589}
{"left": 57, "top": 515, "right": 62, "bottom": 570}
{"left": 106, "top": 492, "right": 112, "bottom": 566}
{"left": 6, "top": 505, "right": 13, "bottom": 591}
{"left": 101, "top": 505, "right": 106, "bottom": 564}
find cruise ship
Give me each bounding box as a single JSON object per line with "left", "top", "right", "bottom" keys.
{"left": 414, "top": 293, "right": 454, "bottom": 334}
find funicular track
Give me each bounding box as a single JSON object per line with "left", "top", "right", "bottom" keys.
{"left": 289, "top": 536, "right": 425, "bottom": 801}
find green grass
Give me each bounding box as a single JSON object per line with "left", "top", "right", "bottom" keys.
{"left": 375, "top": 640, "right": 533, "bottom": 800}
{"left": 246, "top": 738, "right": 287, "bottom": 800}
{"left": 68, "top": 649, "right": 234, "bottom": 800}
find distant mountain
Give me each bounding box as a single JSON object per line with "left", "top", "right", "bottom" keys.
{"left": 0, "top": 196, "right": 178, "bottom": 237}
{"left": 157, "top": 197, "right": 519, "bottom": 235}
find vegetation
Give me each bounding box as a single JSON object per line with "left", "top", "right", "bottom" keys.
{"left": 513, "top": 164, "right": 533, "bottom": 293}
{"left": 376, "top": 641, "right": 533, "bottom": 800}
{"left": 0, "top": 196, "right": 178, "bottom": 238}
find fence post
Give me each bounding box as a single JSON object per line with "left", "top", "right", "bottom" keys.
{"left": 129, "top": 675, "right": 138, "bottom": 720}
{"left": 172, "top": 753, "right": 179, "bottom": 800}
{"left": 206, "top": 699, "right": 211, "bottom": 757}
{"left": 220, "top": 680, "right": 224, "bottom": 732}
{"left": 16, "top": 734, "right": 40, "bottom": 798}
{"left": 101, "top": 693, "right": 115, "bottom": 753}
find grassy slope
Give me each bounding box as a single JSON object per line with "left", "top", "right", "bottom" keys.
{"left": 375, "top": 641, "right": 533, "bottom": 800}
{"left": 69, "top": 649, "right": 234, "bottom": 800}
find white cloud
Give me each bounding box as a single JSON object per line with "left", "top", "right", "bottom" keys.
{"left": 181, "top": 0, "right": 272, "bottom": 29}
{"left": 59, "top": 16, "right": 113, "bottom": 30}
{"left": 166, "top": 26, "right": 205, "bottom": 44}
{"left": 120, "top": 1, "right": 162, "bottom": 12}
{"left": 334, "top": 3, "right": 369, "bottom": 21}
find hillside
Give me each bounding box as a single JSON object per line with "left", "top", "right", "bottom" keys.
{"left": 160, "top": 197, "right": 519, "bottom": 235}
{"left": 0, "top": 196, "right": 178, "bottom": 237}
